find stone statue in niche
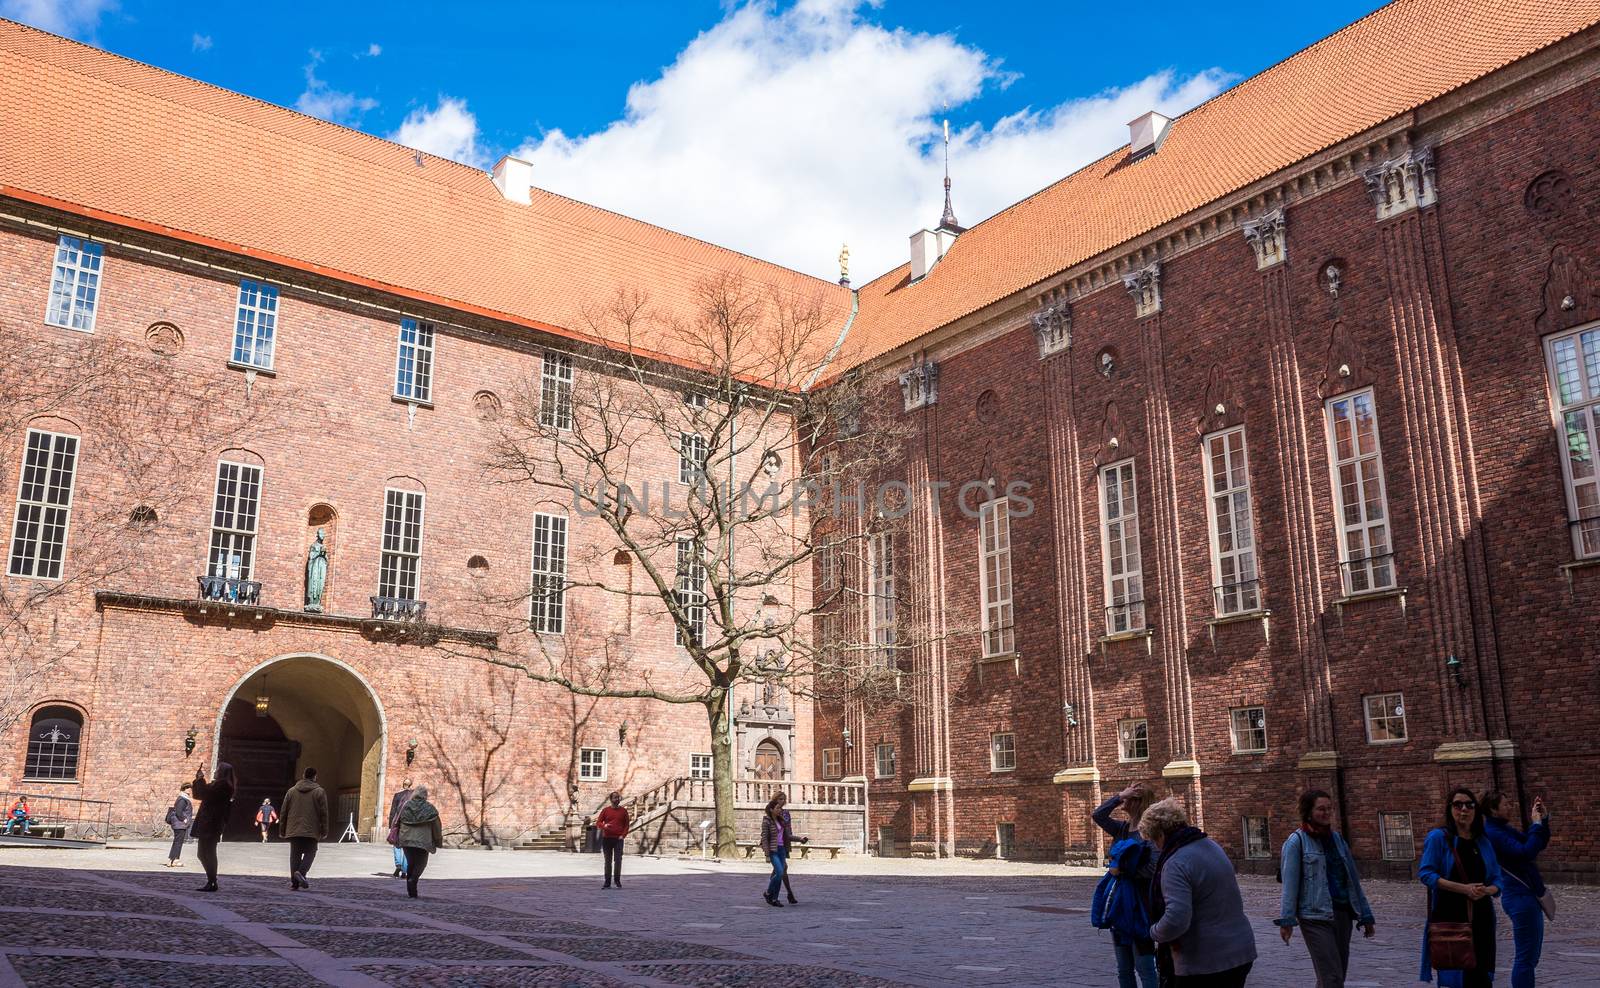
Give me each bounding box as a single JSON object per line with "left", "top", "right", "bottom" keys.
{"left": 304, "top": 528, "right": 329, "bottom": 612}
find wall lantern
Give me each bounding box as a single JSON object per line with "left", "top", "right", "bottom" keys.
{"left": 184, "top": 727, "right": 198, "bottom": 757}
{"left": 1445, "top": 653, "right": 1465, "bottom": 688}
{"left": 254, "top": 672, "right": 270, "bottom": 718}
{"left": 842, "top": 726, "right": 854, "bottom": 749}
{"left": 1063, "top": 702, "right": 1078, "bottom": 728}
{"left": 405, "top": 739, "right": 418, "bottom": 766}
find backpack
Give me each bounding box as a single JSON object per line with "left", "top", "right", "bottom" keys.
{"left": 1091, "top": 837, "right": 1152, "bottom": 942}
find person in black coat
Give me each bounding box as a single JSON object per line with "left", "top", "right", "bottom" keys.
{"left": 164, "top": 782, "right": 194, "bottom": 867}
{"left": 190, "top": 762, "right": 236, "bottom": 892}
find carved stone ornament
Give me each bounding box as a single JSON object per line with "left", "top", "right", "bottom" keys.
{"left": 898, "top": 355, "right": 940, "bottom": 411}
{"left": 1032, "top": 295, "right": 1072, "bottom": 357}
{"left": 975, "top": 389, "right": 1000, "bottom": 425}
{"left": 1122, "top": 262, "right": 1162, "bottom": 318}
{"left": 1318, "top": 320, "right": 1373, "bottom": 398}
{"left": 1097, "top": 346, "right": 1119, "bottom": 381}
{"left": 1322, "top": 260, "right": 1345, "bottom": 299}
{"left": 1241, "top": 208, "right": 1287, "bottom": 269}
{"left": 1095, "top": 401, "right": 1133, "bottom": 466}
{"left": 145, "top": 322, "right": 183, "bottom": 355}
{"left": 1535, "top": 245, "right": 1599, "bottom": 336}
{"left": 1197, "top": 364, "right": 1244, "bottom": 435}
{"left": 1524, "top": 169, "right": 1573, "bottom": 221}
{"left": 1362, "top": 146, "right": 1437, "bottom": 221}
{"left": 472, "top": 389, "right": 503, "bottom": 421}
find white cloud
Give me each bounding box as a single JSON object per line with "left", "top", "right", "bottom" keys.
{"left": 367, "top": 42, "right": 381, "bottom": 57}
{"left": 507, "top": 0, "right": 1229, "bottom": 281}
{"left": 0, "top": 0, "right": 115, "bottom": 39}
{"left": 295, "top": 49, "right": 377, "bottom": 125}
{"left": 388, "top": 97, "right": 486, "bottom": 169}
{"left": 191, "top": 33, "right": 211, "bottom": 52}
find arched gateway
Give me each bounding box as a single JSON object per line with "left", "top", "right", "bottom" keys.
{"left": 212, "top": 655, "right": 386, "bottom": 840}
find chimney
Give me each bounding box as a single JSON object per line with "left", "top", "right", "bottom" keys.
{"left": 909, "top": 229, "right": 939, "bottom": 281}
{"left": 491, "top": 154, "right": 534, "bottom": 205}
{"left": 1127, "top": 111, "right": 1173, "bottom": 160}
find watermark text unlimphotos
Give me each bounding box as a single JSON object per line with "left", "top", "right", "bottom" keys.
{"left": 569, "top": 478, "right": 1034, "bottom": 521}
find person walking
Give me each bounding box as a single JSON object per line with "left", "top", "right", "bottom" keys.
{"left": 280, "top": 767, "right": 329, "bottom": 891}
{"left": 164, "top": 783, "right": 194, "bottom": 867}
{"left": 759, "top": 793, "right": 789, "bottom": 907}
{"left": 1482, "top": 790, "right": 1551, "bottom": 988}
{"left": 387, "top": 777, "right": 414, "bottom": 879}
{"left": 1276, "top": 789, "right": 1377, "bottom": 988}
{"left": 775, "top": 793, "right": 807, "bottom": 904}
{"left": 397, "top": 783, "right": 443, "bottom": 899}
{"left": 254, "top": 798, "right": 277, "bottom": 843}
{"left": 1093, "top": 783, "right": 1159, "bottom": 988}
{"left": 4, "top": 794, "right": 31, "bottom": 836}
{"left": 1141, "top": 797, "right": 1257, "bottom": 987}
{"left": 1419, "top": 787, "right": 1504, "bottom": 988}
{"left": 190, "top": 762, "right": 236, "bottom": 893}
{"left": 597, "top": 790, "right": 630, "bottom": 889}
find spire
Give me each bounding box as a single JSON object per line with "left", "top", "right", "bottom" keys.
{"left": 938, "top": 117, "right": 963, "bottom": 233}
{"left": 838, "top": 242, "right": 851, "bottom": 287}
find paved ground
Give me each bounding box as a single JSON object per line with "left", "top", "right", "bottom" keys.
{"left": 2, "top": 842, "right": 1599, "bottom": 986}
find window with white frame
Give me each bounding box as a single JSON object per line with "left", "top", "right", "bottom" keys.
{"left": 207, "top": 461, "right": 262, "bottom": 581}
{"left": 1379, "top": 812, "right": 1415, "bottom": 861}
{"left": 45, "top": 235, "right": 104, "bottom": 332}
{"left": 1546, "top": 325, "right": 1600, "bottom": 557}
{"left": 378, "top": 489, "right": 425, "bottom": 601}
{"left": 1242, "top": 816, "right": 1271, "bottom": 859}
{"left": 820, "top": 747, "right": 842, "bottom": 779}
{"left": 674, "top": 538, "right": 706, "bottom": 646}
{"left": 679, "top": 431, "right": 708, "bottom": 484}
{"left": 1101, "top": 461, "right": 1144, "bottom": 633}
{"left": 7, "top": 429, "right": 79, "bottom": 580}
{"left": 1363, "top": 692, "right": 1407, "bottom": 743}
{"left": 816, "top": 541, "right": 837, "bottom": 594}
{"left": 996, "top": 822, "right": 1016, "bottom": 859}
{"left": 869, "top": 532, "right": 896, "bottom": 666}
{"left": 1326, "top": 390, "right": 1395, "bottom": 594}
{"left": 1229, "top": 706, "right": 1267, "bottom": 754}
{"left": 874, "top": 743, "right": 896, "bottom": 779}
{"left": 1204, "top": 428, "right": 1260, "bottom": 614}
{"left": 979, "top": 497, "right": 1015, "bottom": 655}
{"left": 530, "top": 512, "right": 568, "bottom": 634}
{"left": 990, "top": 732, "right": 1016, "bottom": 772}
{"left": 579, "top": 747, "right": 607, "bottom": 782}
{"left": 539, "top": 352, "right": 574, "bottom": 430}
{"left": 690, "top": 753, "right": 713, "bottom": 780}
{"left": 1118, "top": 718, "right": 1149, "bottom": 762}
{"left": 394, "top": 318, "right": 435, "bottom": 402}
{"left": 232, "top": 279, "right": 278, "bottom": 369}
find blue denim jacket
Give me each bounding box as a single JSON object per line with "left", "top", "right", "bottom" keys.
{"left": 1275, "top": 828, "right": 1375, "bottom": 927}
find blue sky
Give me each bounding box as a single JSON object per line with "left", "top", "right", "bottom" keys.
{"left": 5, "top": 0, "right": 1387, "bottom": 280}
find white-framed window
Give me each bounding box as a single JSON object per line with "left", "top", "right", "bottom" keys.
{"left": 394, "top": 317, "right": 435, "bottom": 403}
{"left": 990, "top": 732, "right": 1016, "bottom": 772}
{"left": 207, "top": 461, "right": 262, "bottom": 581}
{"left": 1204, "top": 428, "right": 1259, "bottom": 615}
{"left": 1118, "top": 718, "right": 1149, "bottom": 762}
{"left": 7, "top": 429, "right": 79, "bottom": 579}
{"left": 979, "top": 497, "right": 1015, "bottom": 655}
{"left": 540, "top": 352, "right": 574, "bottom": 430}
{"left": 874, "top": 743, "right": 896, "bottom": 779}
{"left": 1545, "top": 324, "right": 1600, "bottom": 557}
{"left": 689, "top": 753, "right": 713, "bottom": 780}
{"left": 1326, "top": 390, "right": 1395, "bottom": 594}
{"left": 378, "top": 488, "right": 425, "bottom": 601}
{"left": 1100, "top": 460, "right": 1144, "bottom": 633}
{"left": 1229, "top": 706, "right": 1267, "bottom": 754}
{"left": 579, "top": 747, "right": 607, "bottom": 782}
{"left": 1363, "top": 692, "right": 1407, "bottom": 744}
{"left": 45, "top": 234, "right": 104, "bottom": 332}
{"left": 231, "top": 279, "right": 278, "bottom": 369}
{"left": 996, "top": 822, "right": 1016, "bottom": 860}
{"left": 679, "top": 431, "right": 708, "bottom": 484}
{"left": 820, "top": 748, "right": 842, "bottom": 779}
{"left": 1242, "top": 816, "right": 1271, "bottom": 859}
{"left": 869, "top": 532, "right": 896, "bottom": 666}
{"left": 674, "top": 538, "right": 706, "bottom": 646}
{"left": 1379, "top": 812, "right": 1415, "bottom": 861}
{"left": 816, "top": 541, "right": 837, "bottom": 594}
{"left": 530, "top": 512, "right": 568, "bottom": 634}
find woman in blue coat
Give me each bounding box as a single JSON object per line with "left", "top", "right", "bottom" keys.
{"left": 1481, "top": 790, "right": 1550, "bottom": 988}
{"left": 1419, "top": 786, "right": 1503, "bottom": 987}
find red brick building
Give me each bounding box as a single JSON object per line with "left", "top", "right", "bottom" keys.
{"left": 813, "top": 0, "right": 1600, "bottom": 878}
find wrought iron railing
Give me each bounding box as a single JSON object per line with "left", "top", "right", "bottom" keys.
{"left": 197, "top": 575, "right": 262, "bottom": 605}
{"left": 1104, "top": 599, "right": 1146, "bottom": 634}
{"left": 1340, "top": 552, "right": 1396, "bottom": 595}
{"left": 371, "top": 596, "right": 427, "bottom": 622}
{"left": 0, "top": 790, "right": 112, "bottom": 843}
{"left": 1212, "top": 578, "right": 1262, "bottom": 616}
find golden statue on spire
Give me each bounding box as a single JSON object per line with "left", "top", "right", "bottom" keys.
{"left": 838, "top": 242, "right": 850, "bottom": 284}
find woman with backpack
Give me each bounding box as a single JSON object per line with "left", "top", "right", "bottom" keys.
{"left": 1276, "top": 789, "right": 1376, "bottom": 988}
{"left": 1092, "top": 783, "right": 1158, "bottom": 988}
{"left": 1419, "top": 786, "right": 1503, "bottom": 988}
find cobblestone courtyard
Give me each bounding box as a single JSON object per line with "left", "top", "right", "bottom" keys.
{"left": 2, "top": 843, "right": 1599, "bottom": 986}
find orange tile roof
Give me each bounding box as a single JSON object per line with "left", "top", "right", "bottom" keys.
{"left": 0, "top": 18, "right": 853, "bottom": 376}
{"left": 842, "top": 0, "right": 1600, "bottom": 371}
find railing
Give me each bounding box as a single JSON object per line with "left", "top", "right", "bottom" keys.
{"left": 371, "top": 596, "right": 427, "bottom": 622}
{"left": 1104, "top": 599, "right": 1146, "bottom": 635}
{"left": 1570, "top": 517, "right": 1600, "bottom": 558}
{"left": 1212, "top": 578, "right": 1262, "bottom": 616}
{"left": 1340, "top": 552, "right": 1396, "bottom": 595}
{"left": 197, "top": 575, "right": 262, "bottom": 605}
{"left": 0, "top": 790, "right": 112, "bottom": 844}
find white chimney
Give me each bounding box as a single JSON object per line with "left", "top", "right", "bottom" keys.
{"left": 1127, "top": 111, "right": 1173, "bottom": 159}
{"left": 909, "top": 227, "right": 959, "bottom": 282}
{"left": 491, "top": 154, "right": 534, "bottom": 205}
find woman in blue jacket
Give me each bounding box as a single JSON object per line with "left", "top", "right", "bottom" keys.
{"left": 1419, "top": 786, "right": 1503, "bottom": 987}
{"left": 1091, "top": 783, "right": 1157, "bottom": 988}
{"left": 1481, "top": 790, "right": 1550, "bottom": 988}
{"left": 1276, "top": 789, "right": 1377, "bottom": 987}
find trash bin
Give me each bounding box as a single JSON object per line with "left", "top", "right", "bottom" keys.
{"left": 584, "top": 824, "right": 601, "bottom": 853}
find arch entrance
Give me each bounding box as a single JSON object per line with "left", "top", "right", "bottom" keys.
{"left": 215, "top": 655, "right": 384, "bottom": 840}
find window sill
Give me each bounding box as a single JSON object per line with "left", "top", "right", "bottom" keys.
{"left": 1206, "top": 608, "right": 1270, "bottom": 628}
{"left": 1097, "top": 628, "right": 1154, "bottom": 658}
{"left": 975, "top": 652, "right": 1020, "bottom": 680}
{"left": 1230, "top": 749, "right": 1267, "bottom": 757}
{"left": 1117, "top": 757, "right": 1151, "bottom": 764}
{"left": 1365, "top": 737, "right": 1410, "bottom": 746}
{"left": 391, "top": 395, "right": 434, "bottom": 409}
{"left": 42, "top": 319, "right": 94, "bottom": 336}
{"left": 1558, "top": 557, "right": 1600, "bottom": 573}
{"left": 989, "top": 767, "right": 1016, "bottom": 774}
{"left": 1334, "top": 586, "right": 1406, "bottom": 607}
{"left": 19, "top": 778, "right": 80, "bottom": 785}
{"left": 226, "top": 361, "right": 276, "bottom": 377}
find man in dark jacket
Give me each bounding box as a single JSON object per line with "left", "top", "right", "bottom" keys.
{"left": 280, "top": 767, "right": 329, "bottom": 890}
{"left": 387, "top": 778, "right": 414, "bottom": 878}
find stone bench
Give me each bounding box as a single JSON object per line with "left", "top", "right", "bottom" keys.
{"left": 2, "top": 820, "right": 64, "bottom": 840}
{"left": 737, "top": 841, "right": 844, "bottom": 860}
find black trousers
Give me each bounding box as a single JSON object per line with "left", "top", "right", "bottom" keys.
{"left": 289, "top": 836, "right": 318, "bottom": 878}
{"left": 168, "top": 827, "right": 188, "bottom": 861}
{"left": 1172, "top": 961, "right": 1252, "bottom": 987}
{"left": 602, "top": 837, "right": 624, "bottom": 885}
{"left": 196, "top": 836, "right": 220, "bottom": 884}
{"left": 403, "top": 847, "right": 430, "bottom": 897}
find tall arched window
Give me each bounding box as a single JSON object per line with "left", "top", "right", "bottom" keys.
{"left": 24, "top": 706, "right": 83, "bottom": 780}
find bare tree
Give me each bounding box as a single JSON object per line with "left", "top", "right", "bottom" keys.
{"left": 411, "top": 665, "right": 521, "bottom": 846}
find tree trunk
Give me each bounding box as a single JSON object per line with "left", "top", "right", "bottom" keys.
{"left": 706, "top": 689, "right": 737, "bottom": 856}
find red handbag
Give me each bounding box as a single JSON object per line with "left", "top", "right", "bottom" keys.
{"left": 1428, "top": 843, "right": 1477, "bottom": 971}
